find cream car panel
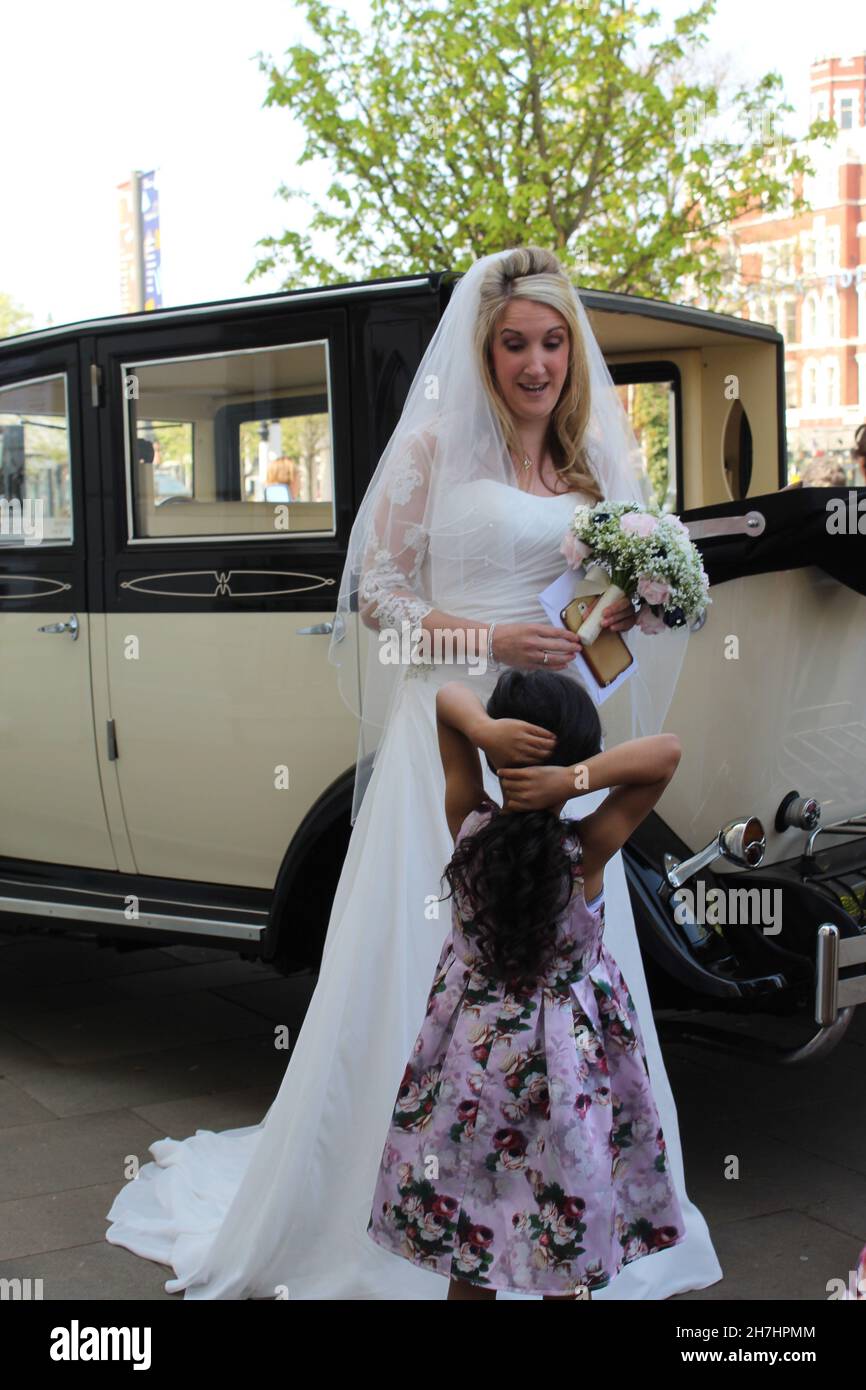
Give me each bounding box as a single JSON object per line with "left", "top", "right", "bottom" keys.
{"left": 0, "top": 611, "right": 118, "bottom": 868}
{"left": 702, "top": 342, "right": 780, "bottom": 499}
{"left": 102, "top": 611, "right": 357, "bottom": 886}
{"left": 656, "top": 565, "right": 865, "bottom": 868}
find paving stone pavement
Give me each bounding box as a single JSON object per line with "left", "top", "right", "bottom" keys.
{"left": 1, "top": 923, "right": 864, "bottom": 1302}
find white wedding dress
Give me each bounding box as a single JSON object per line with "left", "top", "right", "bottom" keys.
{"left": 105, "top": 480, "right": 723, "bottom": 1300}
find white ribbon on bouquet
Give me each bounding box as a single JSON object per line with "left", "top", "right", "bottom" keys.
{"left": 538, "top": 564, "right": 638, "bottom": 707}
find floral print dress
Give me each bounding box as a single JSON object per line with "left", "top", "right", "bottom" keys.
{"left": 366, "top": 798, "right": 687, "bottom": 1295}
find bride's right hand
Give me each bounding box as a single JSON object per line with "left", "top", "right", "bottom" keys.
{"left": 492, "top": 622, "right": 582, "bottom": 671}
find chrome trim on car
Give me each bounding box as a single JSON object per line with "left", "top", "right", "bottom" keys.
{"left": 0, "top": 891, "right": 266, "bottom": 942}
{"left": 0, "top": 277, "right": 433, "bottom": 349}
{"left": 683, "top": 510, "right": 766, "bottom": 541}
{"left": 805, "top": 812, "right": 866, "bottom": 858}
{"left": 816, "top": 922, "right": 866, "bottom": 1025}
{"left": 663, "top": 816, "right": 766, "bottom": 888}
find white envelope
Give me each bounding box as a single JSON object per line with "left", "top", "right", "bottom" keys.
{"left": 537, "top": 567, "right": 638, "bottom": 706}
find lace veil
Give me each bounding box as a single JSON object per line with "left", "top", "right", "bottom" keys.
{"left": 327, "top": 247, "right": 690, "bottom": 823}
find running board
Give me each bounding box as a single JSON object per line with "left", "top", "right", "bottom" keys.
{"left": 0, "top": 878, "right": 268, "bottom": 943}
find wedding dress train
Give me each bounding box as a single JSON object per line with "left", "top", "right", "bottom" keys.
{"left": 105, "top": 483, "right": 723, "bottom": 1299}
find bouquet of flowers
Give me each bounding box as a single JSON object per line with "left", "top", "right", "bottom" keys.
{"left": 560, "top": 500, "right": 711, "bottom": 645}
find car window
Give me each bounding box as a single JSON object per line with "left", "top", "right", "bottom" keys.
{"left": 0, "top": 373, "right": 72, "bottom": 545}
{"left": 123, "top": 339, "right": 335, "bottom": 541}
{"left": 611, "top": 364, "right": 681, "bottom": 514}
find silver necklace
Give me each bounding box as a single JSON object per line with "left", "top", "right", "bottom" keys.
{"left": 515, "top": 448, "right": 536, "bottom": 491}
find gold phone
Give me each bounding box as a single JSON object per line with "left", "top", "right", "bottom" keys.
{"left": 560, "top": 594, "right": 634, "bottom": 688}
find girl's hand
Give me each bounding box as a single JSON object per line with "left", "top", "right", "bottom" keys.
{"left": 498, "top": 764, "right": 573, "bottom": 812}
{"left": 492, "top": 621, "right": 582, "bottom": 671}
{"left": 480, "top": 718, "right": 556, "bottom": 769}
{"left": 601, "top": 597, "right": 638, "bottom": 633}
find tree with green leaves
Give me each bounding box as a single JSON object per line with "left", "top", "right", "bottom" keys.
{"left": 0, "top": 292, "right": 35, "bottom": 340}
{"left": 249, "top": 0, "right": 834, "bottom": 296}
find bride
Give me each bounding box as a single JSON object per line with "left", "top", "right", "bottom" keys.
{"left": 105, "top": 246, "right": 722, "bottom": 1300}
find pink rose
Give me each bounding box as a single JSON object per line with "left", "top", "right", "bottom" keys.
{"left": 620, "top": 511, "right": 658, "bottom": 538}
{"left": 637, "top": 605, "right": 666, "bottom": 635}
{"left": 560, "top": 533, "right": 591, "bottom": 569}
{"left": 637, "top": 575, "right": 671, "bottom": 605}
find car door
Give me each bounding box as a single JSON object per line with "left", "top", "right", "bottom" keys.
{"left": 93, "top": 306, "right": 360, "bottom": 888}
{"left": 0, "top": 340, "right": 119, "bottom": 869}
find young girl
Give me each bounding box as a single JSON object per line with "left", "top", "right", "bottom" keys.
{"left": 366, "top": 669, "right": 688, "bottom": 1300}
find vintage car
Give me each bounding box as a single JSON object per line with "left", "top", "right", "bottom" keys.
{"left": 1, "top": 269, "right": 864, "bottom": 1062}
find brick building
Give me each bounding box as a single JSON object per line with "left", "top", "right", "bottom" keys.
{"left": 724, "top": 54, "right": 866, "bottom": 479}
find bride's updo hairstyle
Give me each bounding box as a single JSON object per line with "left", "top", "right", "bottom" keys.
{"left": 440, "top": 669, "right": 602, "bottom": 991}
{"left": 474, "top": 245, "right": 605, "bottom": 503}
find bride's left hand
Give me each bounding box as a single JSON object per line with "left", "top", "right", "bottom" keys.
{"left": 601, "top": 597, "right": 638, "bottom": 633}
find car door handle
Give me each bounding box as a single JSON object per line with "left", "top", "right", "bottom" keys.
{"left": 37, "top": 613, "right": 80, "bottom": 641}
{"left": 296, "top": 621, "right": 334, "bottom": 635}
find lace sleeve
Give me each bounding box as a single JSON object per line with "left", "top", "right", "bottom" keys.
{"left": 357, "top": 431, "right": 435, "bottom": 635}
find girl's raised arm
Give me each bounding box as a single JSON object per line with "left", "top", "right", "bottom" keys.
{"left": 435, "top": 683, "right": 557, "bottom": 839}
{"left": 498, "top": 734, "right": 682, "bottom": 811}
{"left": 435, "top": 685, "right": 489, "bottom": 840}
{"left": 576, "top": 736, "right": 682, "bottom": 877}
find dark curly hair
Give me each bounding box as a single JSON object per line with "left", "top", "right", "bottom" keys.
{"left": 440, "top": 669, "right": 602, "bottom": 992}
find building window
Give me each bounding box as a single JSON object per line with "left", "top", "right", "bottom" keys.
{"left": 804, "top": 292, "right": 821, "bottom": 341}
{"left": 802, "top": 234, "right": 817, "bottom": 274}
{"left": 785, "top": 364, "right": 799, "bottom": 409}
{"left": 839, "top": 95, "right": 854, "bottom": 130}
{"left": 804, "top": 361, "right": 819, "bottom": 407}
{"left": 823, "top": 289, "right": 840, "bottom": 339}
{"left": 804, "top": 161, "right": 838, "bottom": 211}
{"left": 824, "top": 359, "right": 838, "bottom": 408}
{"left": 785, "top": 299, "right": 798, "bottom": 341}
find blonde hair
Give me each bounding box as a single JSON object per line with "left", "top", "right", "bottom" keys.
{"left": 474, "top": 246, "right": 603, "bottom": 502}
{"left": 267, "top": 455, "right": 298, "bottom": 486}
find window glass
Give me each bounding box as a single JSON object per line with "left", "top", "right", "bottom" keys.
{"left": 613, "top": 374, "right": 679, "bottom": 513}
{"left": 0, "top": 373, "right": 72, "bottom": 546}
{"left": 138, "top": 420, "right": 194, "bottom": 502}
{"left": 125, "top": 341, "right": 335, "bottom": 540}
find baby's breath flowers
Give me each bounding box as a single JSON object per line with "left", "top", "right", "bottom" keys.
{"left": 560, "top": 501, "right": 711, "bottom": 644}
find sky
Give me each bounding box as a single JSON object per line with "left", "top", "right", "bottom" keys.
{"left": 1, "top": 0, "right": 860, "bottom": 333}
